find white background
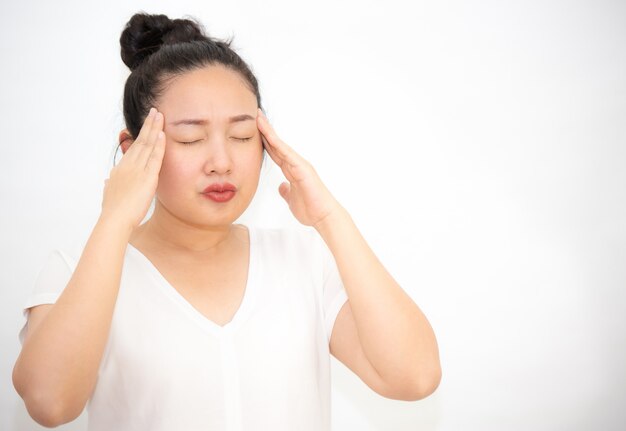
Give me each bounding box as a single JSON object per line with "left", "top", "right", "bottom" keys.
{"left": 1, "top": 0, "right": 625, "bottom": 430}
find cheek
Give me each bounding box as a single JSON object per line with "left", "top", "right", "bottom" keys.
{"left": 241, "top": 143, "right": 264, "bottom": 171}
{"left": 246, "top": 137, "right": 264, "bottom": 161}
{"left": 162, "top": 145, "right": 200, "bottom": 170}
{"left": 157, "top": 154, "right": 193, "bottom": 189}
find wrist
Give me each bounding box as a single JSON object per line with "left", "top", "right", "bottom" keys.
{"left": 96, "top": 213, "right": 135, "bottom": 240}
{"left": 313, "top": 203, "right": 350, "bottom": 236}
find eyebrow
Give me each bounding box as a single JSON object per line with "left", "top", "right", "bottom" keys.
{"left": 168, "top": 114, "right": 255, "bottom": 127}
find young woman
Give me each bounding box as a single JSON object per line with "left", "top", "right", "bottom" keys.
{"left": 13, "top": 12, "right": 441, "bottom": 430}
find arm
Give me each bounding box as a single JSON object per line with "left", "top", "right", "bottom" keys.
{"left": 315, "top": 207, "right": 442, "bottom": 399}
{"left": 14, "top": 104, "right": 166, "bottom": 426}
{"left": 12, "top": 215, "right": 132, "bottom": 427}
{"left": 256, "top": 109, "right": 441, "bottom": 399}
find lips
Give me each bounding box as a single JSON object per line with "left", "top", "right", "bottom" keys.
{"left": 203, "top": 182, "right": 237, "bottom": 194}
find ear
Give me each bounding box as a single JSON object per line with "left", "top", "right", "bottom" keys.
{"left": 118, "top": 129, "right": 134, "bottom": 154}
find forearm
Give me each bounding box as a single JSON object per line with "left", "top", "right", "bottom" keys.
{"left": 13, "top": 215, "right": 133, "bottom": 424}
{"left": 314, "top": 206, "right": 441, "bottom": 393}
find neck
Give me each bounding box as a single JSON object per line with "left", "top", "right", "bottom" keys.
{"left": 135, "top": 201, "right": 238, "bottom": 255}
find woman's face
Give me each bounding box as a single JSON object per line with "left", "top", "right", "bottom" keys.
{"left": 151, "top": 64, "right": 264, "bottom": 227}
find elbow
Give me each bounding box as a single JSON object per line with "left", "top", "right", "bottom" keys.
{"left": 399, "top": 365, "right": 442, "bottom": 402}
{"left": 415, "top": 365, "right": 442, "bottom": 400}
{"left": 13, "top": 363, "right": 76, "bottom": 428}
{"left": 19, "top": 390, "right": 68, "bottom": 428}
{"left": 416, "top": 365, "right": 442, "bottom": 400}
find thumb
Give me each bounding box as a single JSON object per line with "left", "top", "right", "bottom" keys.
{"left": 278, "top": 181, "right": 290, "bottom": 202}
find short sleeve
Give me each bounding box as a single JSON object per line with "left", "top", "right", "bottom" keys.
{"left": 314, "top": 233, "right": 349, "bottom": 344}
{"left": 18, "top": 249, "right": 75, "bottom": 346}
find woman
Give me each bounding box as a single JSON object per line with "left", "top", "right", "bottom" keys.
{"left": 13, "top": 12, "right": 441, "bottom": 430}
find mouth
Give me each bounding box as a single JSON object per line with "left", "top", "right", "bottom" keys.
{"left": 201, "top": 182, "right": 237, "bottom": 203}
{"left": 202, "top": 182, "right": 237, "bottom": 193}
{"left": 202, "top": 190, "right": 236, "bottom": 203}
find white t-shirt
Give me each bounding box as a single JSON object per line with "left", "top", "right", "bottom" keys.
{"left": 18, "top": 225, "right": 349, "bottom": 431}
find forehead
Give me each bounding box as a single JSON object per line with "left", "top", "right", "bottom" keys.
{"left": 158, "top": 65, "right": 257, "bottom": 115}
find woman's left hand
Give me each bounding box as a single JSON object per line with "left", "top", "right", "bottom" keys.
{"left": 257, "top": 108, "right": 343, "bottom": 228}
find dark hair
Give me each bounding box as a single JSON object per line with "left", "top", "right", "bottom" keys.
{"left": 114, "top": 12, "right": 263, "bottom": 164}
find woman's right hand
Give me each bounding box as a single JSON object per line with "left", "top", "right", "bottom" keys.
{"left": 100, "top": 107, "right": 166, "bottom": 232}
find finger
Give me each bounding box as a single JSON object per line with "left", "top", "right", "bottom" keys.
{"left": 138, "top": 111, "right": 165, "bottom": 166}
{"left": 257, "top": 111, "right": 289, "bottom": 156}
{"left": 127, "top": 107, "right": 158, "bottom": 162}
{"left": 137, "top": 107, "right": 158, "bottom": 143}
{"left": 257, "top": 109, "right": 301, "bottom": 166}
{"left": 278, "top": 181, "right": 290, "bottom": 201}
{"left": 261, "top": 134, "right": 283, "bottom": 167}
{"left": 146, "top": 130, "right": 166, "bottom": 173}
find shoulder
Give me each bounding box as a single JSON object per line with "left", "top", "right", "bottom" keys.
{"left": 39, "top": 247, "right": 79, "bottom": 274}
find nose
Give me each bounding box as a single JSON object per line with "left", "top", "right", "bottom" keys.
{"left": 203, "top": 136, "right": 233, "bottom": 175}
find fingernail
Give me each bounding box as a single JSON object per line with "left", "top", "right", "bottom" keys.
{"left": 149, "top": 107, "right": 156, "bottom": 116}
{"left": 258, "top": 108, "right": 265, "bottom": 118}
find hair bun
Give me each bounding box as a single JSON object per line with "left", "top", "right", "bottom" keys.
{"left": 120, "top": 13, "right": 208, "bottom": 71}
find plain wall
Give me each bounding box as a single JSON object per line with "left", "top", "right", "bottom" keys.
{"left": 1, "top": 0, "right": 625, "bottom": 429}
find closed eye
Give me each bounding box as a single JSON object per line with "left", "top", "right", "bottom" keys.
{"left": 179, "top": 137, "right": 253, "bottom": 145}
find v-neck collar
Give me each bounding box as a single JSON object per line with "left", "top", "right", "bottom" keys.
{"left": 125, "top": 224, "right": 258, "bottom": 337}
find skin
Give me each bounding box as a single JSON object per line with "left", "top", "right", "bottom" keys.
{"left": 12, "top": 64, "right": 438, "bottom": 429}
{"left": 119, "top": 64, "right": 264, "bottom": 256}
{"left": 118, "top": 63, "right": 442, "bottom": 400}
